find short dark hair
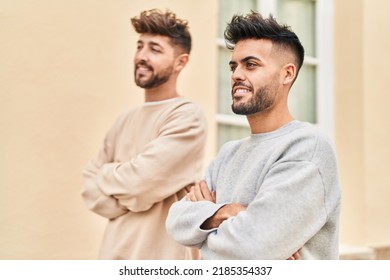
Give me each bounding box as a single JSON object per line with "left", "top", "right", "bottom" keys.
{"left": 224, "top": 11, "right": 304, "bottom": 72}
{"left": 131, "top": 9, "right": 192, "bottom": 54}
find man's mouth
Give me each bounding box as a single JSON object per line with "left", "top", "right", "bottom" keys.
{"left": 136, "top": 63, "right": 153, "bottom": 76}
{"left": 232, "top": 86, "right": 252, "bottom": 98}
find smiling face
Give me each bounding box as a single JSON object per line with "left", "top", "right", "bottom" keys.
{"left": 229, "top": 39, "right": 285, "bottom": 116}
{"left": 133, "top": 33, "right": 176, "bottom": 89}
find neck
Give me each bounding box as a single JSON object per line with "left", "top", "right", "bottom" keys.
{"left": 144, "top": 79, "right": 178, "bottom": 102}
{"left": 246, "top": 105, "right": 294, "bottom": 134}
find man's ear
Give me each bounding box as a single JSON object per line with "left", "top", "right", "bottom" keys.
{"left": 282, "top": 63, "right": 297, "bottom": 86}
{"left": 174, "top": 53, "right": 189, "bottom": 72}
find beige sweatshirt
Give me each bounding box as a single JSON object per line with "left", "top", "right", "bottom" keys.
{"left": 82, "top": 97, "right": 207, "bottom": 259}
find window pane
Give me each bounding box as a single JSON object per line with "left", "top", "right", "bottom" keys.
{"left": 218, "top": 0, "right": 257, "bottom": 38}
{"left": 288, "top": 64, "right": 317, "bottom": 123}
{"left": 277, "top": 0, "right": 316, "bottom": 56}
{"left": 218, "top": 124, "right": 251, "bottom": 149}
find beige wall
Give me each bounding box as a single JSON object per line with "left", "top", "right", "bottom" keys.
{"left": 363, "top": 0, "right": 390, "bottom": 246}
{"left": 0, "top": 0, "right": 217, "bottom": 259}
{"left": 335, "top": 0, "right": 390, "bottom": 247}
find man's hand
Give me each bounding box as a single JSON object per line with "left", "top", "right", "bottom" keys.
{"left": 200, "top": 203, "right": 246, "bottom": 230}
{"left": 287, "top": 250, "right": 301, "bottom": 260}
{"left": 186, "top": 180, "right": 216, "bottom": 202}
{"left": 186, "top": 180, "right": 246, "bottom": 230}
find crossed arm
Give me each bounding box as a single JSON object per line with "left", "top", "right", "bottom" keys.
{"left": 185, "top": 180, "right": 301, "bottom": 260}
{"left": 82, "top": 108, "right": 206, "bottom": 218}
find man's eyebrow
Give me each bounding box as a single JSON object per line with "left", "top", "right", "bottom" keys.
{"left": 149, "top": 41, "right": 163, "bottom": 48}
{"left": 241, "top": 56, "right": 262, "bottom": 63}
{"left": 149, "top": 41, "right": 162, "bottom": 47}
{"left": 136, "top": 40, "right": 163, "bottom": 48}
{"left": 229, "top": 56, "right": 262, "bottom": 66}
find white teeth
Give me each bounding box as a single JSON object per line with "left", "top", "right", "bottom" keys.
{"left": 235, "top": 89, "right": 250, "bottom": 93}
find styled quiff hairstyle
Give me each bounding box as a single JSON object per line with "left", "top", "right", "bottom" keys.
{"left": 224, "top": 11, "right": 305, "bottom": 73}
{"left": 131, "top": 9, "right": 192, "bottom": 54}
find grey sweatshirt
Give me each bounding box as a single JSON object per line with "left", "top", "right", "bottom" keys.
{"left": 166, "top": 120, "right": 341, "bottom": 259}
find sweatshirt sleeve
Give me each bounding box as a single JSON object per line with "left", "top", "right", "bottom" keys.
{"left": 165, "top": 160, "right": 228, "bottom": 247}
{"left": 81, "top": 159, "right": 128, "bottom": 219}
{"left": 81, "top": 115, "right": 129, "bottom": 219}
{"left": 202, "top": 161, "right": 328, "bottom": 260}
{"left": 97, "top": 107, "right": 207, "bottom": 213}
{"left": 165, "top": 199, "right": 226, "bottom": 248}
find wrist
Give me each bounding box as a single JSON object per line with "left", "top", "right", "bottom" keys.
{"left": 200, "top": 205, "right": 227, "bottom": 230}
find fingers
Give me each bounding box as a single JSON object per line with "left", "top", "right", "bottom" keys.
{"left": 287, "top": 250, "right": 301, "bottom": 260}
{"left": 185, "top": 186, "right": 196, "bottom": 202}
{"left": 184, "top": 184, "right": 193, "bottom": 192}
{"left": 292, "top": 251, "right": 300, "bottom": 259}
{"left": 211, "top": 191, "right": 216, "bottom": 203}
{"left": 185, "top": 180, "right": 215, "bottom": 202}
{"left": 198, "top": 180, "right": 213, "bottom": 201}
{"left": 193, "top": 183, "right": 204, "bottom": 200}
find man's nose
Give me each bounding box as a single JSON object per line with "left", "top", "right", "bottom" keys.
{"left": 231, "top": 66, "right": 245, "bottom": 82}
{"left": 135, "top": 48, "right": 149, "bottom": 62}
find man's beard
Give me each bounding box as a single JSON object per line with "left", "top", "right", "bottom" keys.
{"left": 232, "top": 85, "right": 275, "bottom": 115}
{"left": 134, "top": 63, "right": 173, "bottom": 89}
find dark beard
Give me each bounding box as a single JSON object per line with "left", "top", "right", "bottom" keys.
{"left": 134, "top": 63, "right": 173, "bottom": 89}
{"left": 232, "top": 87, "right": 274, "bottom": 115}
{"left": 135, "top": 73, "right": 170, "bottom": 89}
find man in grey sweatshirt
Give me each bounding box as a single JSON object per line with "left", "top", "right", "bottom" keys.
{"left": 166, "top": 11, "right": 341, "bottom": 259}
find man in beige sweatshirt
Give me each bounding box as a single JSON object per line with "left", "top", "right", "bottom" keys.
{"left": 81, "top": 9, "right": 207, "bottom": 260}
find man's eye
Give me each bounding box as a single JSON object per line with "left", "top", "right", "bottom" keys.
{"left": 230, "top": 66, "right": 236, "bottom": 72}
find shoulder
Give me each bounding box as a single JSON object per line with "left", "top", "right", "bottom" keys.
{"left": 294, "top": 122, "right": 336, "bottom": 158}
{"left": 170, "top": 97, "right": 205, "bottom": 116}
{"left": 276, "top": 121, "right": 336, "bottom": 162}
{"left": 150, "top": 98, "right": 207, "bottom": 137}
{"left": 105, "top": 107, "right": 136, "bottom": 129}
{"left": 216, "top": 137, "right": 248, "bottom": 159}
{"left": 287, "top": 121, "right": 320, "bottom": 141}
{"left": 163, "top": 97, "right": 207, "bottom": 124}
{"left": 111, "top": 106, "right": 141, "bottom": 127}
{"left": 301, "top": 124, "right": 338, "bottom": 168}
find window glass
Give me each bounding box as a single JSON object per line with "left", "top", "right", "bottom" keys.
{"left": 288, "top": 64, "right": 317, "bottom": 123}
{"left": 218, "top": 0, "right": 257, "bottom": 38}
{"left": 277, "top": 0, "right": 316, "bottom": 56}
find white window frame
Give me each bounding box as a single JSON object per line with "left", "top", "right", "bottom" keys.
{"left": 216, "top": 0, "right": 334, "bottom": 139}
